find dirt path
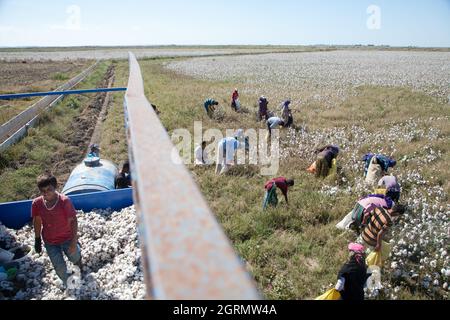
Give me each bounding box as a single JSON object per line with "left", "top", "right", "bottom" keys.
{"left": 50, "top": 64, "right": 116, "bottom": 187}
{"left": 89, "top": 70, "right": 115, "bottom": 149}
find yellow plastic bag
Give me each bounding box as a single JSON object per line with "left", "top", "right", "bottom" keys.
{"left": 366, "top": 241, "right": 392, "bottom": 267}
{"left": 366, "top": 251, "right": 383, "bottom": 267}
{"left": 374, "top": 188, "right": 387, "bottom": 196}
{"left": 315, "top": 288, "right": 341, "bottom": 300}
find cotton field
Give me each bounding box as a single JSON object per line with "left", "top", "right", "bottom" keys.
{"left": 167, "top": 50, "right": 450, "bottom": 103}
{"left": 280, "top": 119, "right": 449, "bottom": 299}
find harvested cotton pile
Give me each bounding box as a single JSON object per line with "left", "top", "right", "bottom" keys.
{"left": 0, "top": 206, "right": 145, "bottom": 300}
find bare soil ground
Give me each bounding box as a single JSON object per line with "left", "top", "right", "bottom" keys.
{"left": 0, "top": 60, "right": 91, "bottom": 125}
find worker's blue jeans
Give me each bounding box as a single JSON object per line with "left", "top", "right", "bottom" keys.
{"left": 45, "top": 240, "right": 81, "bottom": 285}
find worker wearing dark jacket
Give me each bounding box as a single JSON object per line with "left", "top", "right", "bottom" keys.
{"left": 258, "top": 96, "right": 269, "bottom": 121}
{"left": 115, "top": 162, "right": 132, "bottom": 189}
{"left": 335, "top": 243, "right": 370, "bottom": 300}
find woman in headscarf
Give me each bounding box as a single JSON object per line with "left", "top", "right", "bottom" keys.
{"left": 231, "top": 89, "right": 240, "bottom": 112}
{"left": 314, "top": 145, "right": 340, "bottom": 178}
{"left": 335, "top": 243, "right": 370, "bottom": 300}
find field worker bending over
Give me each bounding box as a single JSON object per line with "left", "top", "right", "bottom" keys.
{"left": 314, "top": 145, "right": 339, "bottom": 178}
{"left": 362, "top": 153, "right": 396, "bottom": 186}
{"left": 360, "top": 205, "right": 406, "bottom": 252}
{"left": 204, "top": 98, "right": 219, "bottom": 118}
{"left": 335, "top": 243, "right": 369, "bottom": 301}
{"left": 194, "top": 141, "right": 210, "bottom": 166}
{"left": 215, "top": 137, "right": 244, "bottom": 175}
{"left": 231, "top": 89, "right": 240, "bottom": 112}
{"left": 32, "top": 173, "right": 82, "bottom": 287}
{"left": 266, "top": 116, "right": 285, "bottom": 139}
{"left": 336, "top": 194, "right": 394, "bottom": 231}
{"left": 263, "top": 177, "right": 295, "bottom": 209}
{"left": 378, "top": 175, "right": 401, "bottom": 202}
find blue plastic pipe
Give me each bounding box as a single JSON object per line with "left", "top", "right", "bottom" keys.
{"left": 0, "top": 87, "right": 127, "bottom": 100}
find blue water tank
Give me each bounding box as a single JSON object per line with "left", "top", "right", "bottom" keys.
{"left": 62, "top": 159, "right": 118, "bottom": 195}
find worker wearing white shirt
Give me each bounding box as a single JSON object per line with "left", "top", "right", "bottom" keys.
{"left": 266, "top": 116, "right": 285, "bottom": 141}
{"left": 194, "top": 141, "right": 209, "bottom": 166}
{"left": 215, "top": 137, "right": 242, "bottom": 175}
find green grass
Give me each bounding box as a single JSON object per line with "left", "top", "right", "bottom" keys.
{"left": 51, "top": 72, "right": 69, "bottom": 81}
{"left": 99, "top": 61, "right": 129, "bottom": 165}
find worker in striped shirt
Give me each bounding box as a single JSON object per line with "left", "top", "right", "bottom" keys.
{"left": 361, "top": 205, "right": 406, "bottom": 252}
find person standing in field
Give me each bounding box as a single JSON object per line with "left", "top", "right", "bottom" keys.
{"left": 231, "top": 89, "right": 240, "bottom": 112}
{"left": 32, "top": 173, "right": 82, "bottom": 287}
{"left": 258, "top": 96, "right": 269, "bottom": 121}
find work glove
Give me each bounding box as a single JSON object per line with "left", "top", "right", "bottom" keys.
{"left": 34, "top": 237, "right": 42, "bottom": 254}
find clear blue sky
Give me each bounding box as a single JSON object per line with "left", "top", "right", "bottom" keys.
{"left": 0, "top": 0, "right": 449, "bottom": 47}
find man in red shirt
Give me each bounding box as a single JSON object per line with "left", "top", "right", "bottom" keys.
{"left": 263, "top": 177, "right": 294, "bottom": 209}
{"left": 32, "top": 173, "right": 82, "bottom": 286}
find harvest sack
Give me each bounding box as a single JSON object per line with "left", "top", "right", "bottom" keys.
{"left": 366, "top": 156, "right": 382, "bottom": 186}
{"left": 315, "top": 289, "right": 341, "bottom": 300}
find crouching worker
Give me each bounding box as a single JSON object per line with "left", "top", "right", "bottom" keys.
{"left": 115, "top": 161, "right": 132, "bottom": 189}
{"left": 314, "top": 145, "right": 339, "bottom": 178}
{"left": 263, "top": 177, "right": 294, "bottom": 209}
{"left": 204, "top": 98, "right": 219, "bottom": 118}
{"left": 32, "top": 173, "right": 82, "bottom": 287}
{"left": 335, "top": 243, "right": 370, "bottom": 301}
